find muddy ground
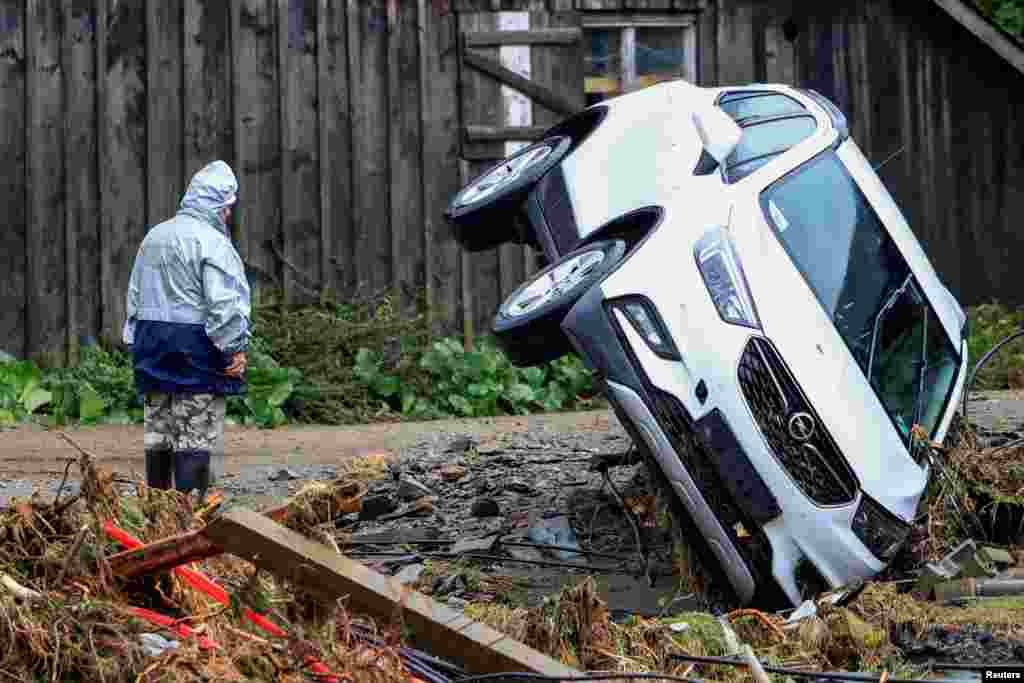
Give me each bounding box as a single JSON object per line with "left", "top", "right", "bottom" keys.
{"left": 2, "top": 390, "right": 1023, "bottom": 619}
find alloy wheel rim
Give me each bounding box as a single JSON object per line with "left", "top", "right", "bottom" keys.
{"left": 503, "top": 249, "right": 607, "bottom": 318}
{"left": 456, "top": 144, "right": 554, "bottom": 207}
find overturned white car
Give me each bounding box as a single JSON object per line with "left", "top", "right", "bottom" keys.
{"left": 445, "top": 81, "right": 968, "bottom": 607}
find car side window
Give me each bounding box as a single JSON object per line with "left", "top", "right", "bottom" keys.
{"left": 719, "top": 93, "right": 806, "bottom": 122}
{"left": 725, "top": 115, "right": 817, "bottom": 183}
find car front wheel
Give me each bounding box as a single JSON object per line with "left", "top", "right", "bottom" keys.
{"left": 492, "top": 239, "right": 627, "bottom": 367}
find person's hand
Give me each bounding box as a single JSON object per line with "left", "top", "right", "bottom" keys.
{"left": 225, "top": 352, "right": 247, "bottom": 378}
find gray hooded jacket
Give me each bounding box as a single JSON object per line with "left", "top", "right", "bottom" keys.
{"left": 123, "top": 161, "right": 251, "bottom": 358}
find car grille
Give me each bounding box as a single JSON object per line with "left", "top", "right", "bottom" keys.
{"left": 737, "top": 338, "right": 858, "bottom": 506}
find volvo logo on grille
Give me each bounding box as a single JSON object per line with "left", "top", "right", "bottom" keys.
{"left": 788, "top": 412, "right": 816, "bottom": 442}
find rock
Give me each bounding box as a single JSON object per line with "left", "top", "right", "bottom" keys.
{"left": 669, "top": 622, "right": 690, "bottom": 633}
{"left": 358, "top": 494, "right": 398, "bottom": 521}
{"left": 439, "top": 465, "right": 468, "bottom": 482}
{"left": 269, "top": 468, "right": 300, "bottom": 482}
{"left": 378, "top": 497, "right": 436, "bottom": 521}
{"left": 397, "top": 475, "right": 433, "bottom": 501}
{"left": 448, "top": 436, "right": 476, "bottom": 453}
{"left": 506, "top": 545, "right": 546, "bottom": 564}
{"left": 433, "top": 573, "right": 465, "bottom": 596}
{"left": 394, "top": 563, "right": 424, "bottom": 585}
{"left": 505, "top": 479, "right": 535, "bottom": 495}
{"left": 447, "top": 596, "right": 469, "bottom": 610}
{"left": 451, "top": 535, "right": 497, "bottom": 555}
{"left": 470, "top": 497, "right": 500, "bottom": 518}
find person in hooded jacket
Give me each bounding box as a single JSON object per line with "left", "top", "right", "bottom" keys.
{"left": 123, "top": 161, "right": 251, "bottom": 502}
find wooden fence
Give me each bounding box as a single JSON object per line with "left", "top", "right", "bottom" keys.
{"left": 0, "top": 0, "right": 503, "bottom": 365}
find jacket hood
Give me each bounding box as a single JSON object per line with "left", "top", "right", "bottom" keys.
{"left": 180, "top": 160, "right": 238, "bottom": 214}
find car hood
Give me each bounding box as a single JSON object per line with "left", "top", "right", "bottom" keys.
{"left": 730, "top": 199, "right": 929, "bottom": 522}
{"left": 560, "top": 81, "right": 721, "bottom": 240}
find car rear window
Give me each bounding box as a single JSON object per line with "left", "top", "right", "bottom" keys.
{"left": 725, "top": 115, "right": 817, "bottom": 182}
{"left": 719, "top": 93, "right": 806, "bottom": 122}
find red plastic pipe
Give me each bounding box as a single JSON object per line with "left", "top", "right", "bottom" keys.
{"left": 105, "top": 521, "right": 337, "bottom": 681}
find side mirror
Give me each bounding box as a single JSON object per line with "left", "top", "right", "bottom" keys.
{"left": 692, "top": 105, "right": 742, "bottom": 176}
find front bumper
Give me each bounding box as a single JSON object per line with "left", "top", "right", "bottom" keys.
{"left": 562, "top": 283, "right": 889, "bottom": 606}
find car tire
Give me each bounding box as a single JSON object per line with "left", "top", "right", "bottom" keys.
{"left": 445, "top": 136, "right": 572, "bottom": 253}
{"left": 492, "top": 239, "right": 627, "bottom": 367}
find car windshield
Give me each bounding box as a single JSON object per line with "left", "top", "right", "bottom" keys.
{"left": 760, "top": 151, "right": 961, "bottom": 448}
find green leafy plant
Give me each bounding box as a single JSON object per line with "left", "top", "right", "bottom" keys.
{"left": 43, "top": 345, "right": 137, "bottom": 425}
{"left": 965, "top": 303, "right": 1024, "bottom": 390}
{"left": 354, "top": 336, "right": 600, "bottom": 420}
{"left": 0, "top": 360, "right": 53, "bottom": 426}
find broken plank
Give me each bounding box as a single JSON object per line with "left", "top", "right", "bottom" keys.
{"left": 462, "top": 49, "right": 580, "bottom": 117}
{"left": 464, "top": 28, "right": 581, "bottom": 46}
{"left": 205, "top": 508, "right": 578, "bottom": 676}
{"left": 108, "top": 504, "right": 289, "bottom": 579}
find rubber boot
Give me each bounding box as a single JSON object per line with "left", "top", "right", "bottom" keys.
{"left": 174, "top": 450, "right": 211, "bottom": 504}
{"left": 144, "top": 448, "right": 173, "bottom": 490}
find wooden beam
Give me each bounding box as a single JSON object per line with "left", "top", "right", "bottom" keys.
{"left": 462, "top": 49, "right": 580, "bottom": 117}
{"left": 205, "top": 508, "right": 578, "bottom": 677}
{"left": 464, "top": 28, "right": 581, "bottom": 46}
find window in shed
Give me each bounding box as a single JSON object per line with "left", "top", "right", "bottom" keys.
{"left": 583, "top": 14, "right": 697, "bottom": 107}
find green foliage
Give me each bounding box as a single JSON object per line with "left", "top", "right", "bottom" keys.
{"left": 43, "top": 345, "right": 138, "bottom": 426}
{"left": 353, "top": 336, "right": 600, "bottom": 420}
{"left": 973, "top": 0, "right": 1024, "bottom": 38}
{"left": 0, "top": 360, "right": 53, "bottom": 426}
{"left": 965, "top": 303, "right": 1024, "bottom": 390}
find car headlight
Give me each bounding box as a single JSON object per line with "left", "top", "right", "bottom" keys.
{"left": 851, "top": 493, "right": 911, "bottom": 562}
{"left": 694, "top": 227, "right": 761, "bottom": 329}
{"left": 609, "top": 296, "right": 681, "bottom": 361}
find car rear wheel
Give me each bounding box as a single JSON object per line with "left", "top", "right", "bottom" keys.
{"left": 445, "top": 136, "right": 571, "bottom": 252}
{"left": 492, "top": 239, "right": 626, "bottom": 367}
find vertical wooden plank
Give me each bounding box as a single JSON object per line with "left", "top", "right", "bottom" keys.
{"left": 64, "top": 0, "right": 99, "bottom": 362}
{"left": 497, "top": 10, "right": 529, "bottom": 302}
{"left": 184, "top": 0, "right": 232, "bottom": 179}
{"left": 100, "top": 0, "right": 147, "bottom": 346}
{"left": 697, "top": 0, "right": 718, "bottom": 86}
{"left": 233, "top": 0, "right": 282, "bottom": 301}
{"left": 26, "top": 0, "right": 66, "bottom": 366}
{"left": 146, "top": 0, "right": 184, "bottom": 226}
{"left": 389, "top": 0, "right": 424, "bottom": 317}
{"left": 318, "top": 0, "right": 351, "bottom": 298}
{"left": 278, "top": 0, "right": 319, "bottom": 304}
{"left": 458, "top": 11, "right": 502, "bottom": 339}
{"left": 348, "top": 0, "right": 391, "bottom": 297}
{"left": 715, "top": 0, "right": 756, "bottom": 84}
{"left": 764, "top": 21, "right": 794, "bottom": 85}
{"left": 529, "top": 4, "right": 581, "bottom": 271}
{"left": 419, "top": 0, "right": 462, "bottom": 334}
{"left": 0, "top": 0, "right": 26, "bottom": 358}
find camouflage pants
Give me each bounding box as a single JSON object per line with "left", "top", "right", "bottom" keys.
{"left": 144, "top": 393, "right": 225, "bottom": 478}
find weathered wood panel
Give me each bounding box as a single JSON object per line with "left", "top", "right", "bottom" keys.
{"left": 389, "top": 0, "right": 424, "bottom": 317}
{"left": 64, "top": 0, "right": 99, "bottom": 362}
{"left": 147, "top": 0, "right": 184, "bottom": 226}
{"left": 278, "top": 0, "right": 320, "bottom": 304}
{"left": 318, "top": 0, "right": 352, "bottom": 298}
{"left": 348, "top": 0, "right": 391, "bottom": 296}
{"left": 0, "top": 0, "right": 26, "bottom": 358}
{"left": 497, "top": 10, "right": 530, "bottom": 304}
{"left": 25, "top": 0, "right": 65, "bottom": 366}
{"left": 458, "top": 12, "right": 503, "bottom": 339}
{"left": 233, "top": 0, "right": 281, "bottom": 298}
{"left": 184, "top": 0, "right": 232, "bottom": 183}
{"left": 418, "top": 0, "right": 462, "bottom": 333}
{"left": 99, "top": 0, "right": 147, "bottom": 347}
